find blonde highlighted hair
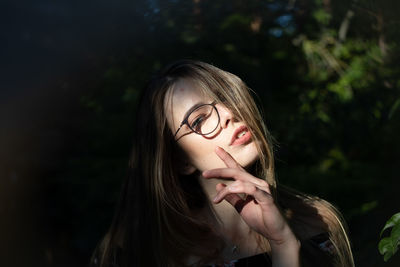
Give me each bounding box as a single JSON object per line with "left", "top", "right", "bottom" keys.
{"left": 93, "top": 60, "right": 354, "bottom": 267}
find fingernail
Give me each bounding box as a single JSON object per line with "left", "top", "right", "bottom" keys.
{"left": 213, "top": 195, "right": 219, "bottom": 202}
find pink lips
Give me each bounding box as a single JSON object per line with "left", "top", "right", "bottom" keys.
{"left": 230, "top": 125, "right": 252, "bottom": 146}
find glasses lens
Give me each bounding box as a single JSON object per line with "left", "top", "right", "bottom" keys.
{"left": 187, "top": 104, "right": 219, "bottom": 135}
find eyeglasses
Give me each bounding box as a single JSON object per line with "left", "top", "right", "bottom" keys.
{"left": 174, "top": 101, "right": 220, "bottom": 139}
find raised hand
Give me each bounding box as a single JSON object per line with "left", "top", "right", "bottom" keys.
{"left": 202, "top": 146, "right": 300, "bottom": 266}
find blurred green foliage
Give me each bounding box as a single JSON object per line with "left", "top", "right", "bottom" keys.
{"left": 47, "top": 0, "right": 400, "bottom": 266}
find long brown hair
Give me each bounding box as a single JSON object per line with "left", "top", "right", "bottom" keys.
{"left": 94, "top": 60, "right": 354, "bottom": 267}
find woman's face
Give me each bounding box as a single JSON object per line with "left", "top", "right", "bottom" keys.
{"left": 165, "top": 78, "right": 259, "bottom": 172}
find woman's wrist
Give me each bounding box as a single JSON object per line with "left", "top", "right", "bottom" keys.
{"left": 269, "top": 230, "right": 301, "bottom": 267}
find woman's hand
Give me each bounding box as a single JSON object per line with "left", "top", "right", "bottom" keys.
{"left": 202, "top": 146, "right": 300, "bottom": 266}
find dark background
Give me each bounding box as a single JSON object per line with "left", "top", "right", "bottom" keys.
{"left": 1, "top": 0, "right": 399, "bottom": 266}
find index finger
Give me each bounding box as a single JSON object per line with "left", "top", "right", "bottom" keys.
{"left": 215, "top": 146, "right": 243, "bottom": 170}
{"left": 203, "top": 168, "right": 268, "bottom": 188}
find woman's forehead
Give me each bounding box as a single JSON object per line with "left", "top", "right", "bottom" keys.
{"left": 164, "top": 79, "right": 209, "bottom": 127}
{"left": 165, "top": 80, "right": 208, "bottom": 109}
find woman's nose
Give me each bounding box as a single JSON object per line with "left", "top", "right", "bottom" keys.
{"left": 217, "top": 104, "right": 233, "bottom": 129}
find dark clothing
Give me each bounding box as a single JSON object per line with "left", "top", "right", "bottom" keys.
{"left": 92, "top": 233, "right": 335, "bottom": 267}
{"left": 209, "top": 233, "right": 335, "bottom": 267}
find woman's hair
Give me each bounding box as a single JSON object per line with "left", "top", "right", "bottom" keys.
{"left": 94, "top": 60, "right": 354, "bottom": 267}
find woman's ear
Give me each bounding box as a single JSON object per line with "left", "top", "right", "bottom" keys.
{"left": 173, "top": 146, "right": 197, "bottom": 175}
{"left": 179, "top": 161, "right": 196, "bottom": 175}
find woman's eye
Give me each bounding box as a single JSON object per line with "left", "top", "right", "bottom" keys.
{"left": 190, "top": 116, "right": 205, "bottom": 131}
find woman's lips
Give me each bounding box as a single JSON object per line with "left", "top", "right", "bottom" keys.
{"left": 230, "top": 126, "right": 252, "bottom": 146}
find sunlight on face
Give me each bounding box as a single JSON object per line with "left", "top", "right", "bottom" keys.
{"left": 164, "top": 78, "right": 259, "bottom": 172}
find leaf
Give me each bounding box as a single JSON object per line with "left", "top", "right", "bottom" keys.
{"left": 380, "top": 212, "right": 400, "bottom": 236}
{"left": 379, "top": 237, "right": 395, "bottom": 261}
{"left": 391, "top": 223, "right": 400, "bottom": 247}
{"left": 384, "top": 251, "right": 394, "bottom": 262}
{"left": 312, "top": 9, "right": 331, "bottom": 25}
{"left": 379, "top": 237, "right": 391, "bottom": 254}
{"left": 379, "top": 213, "right": 400, "bottom": 261}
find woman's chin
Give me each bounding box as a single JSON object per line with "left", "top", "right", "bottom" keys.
{"left": 236, "top": 142, "right": 259, "bottom": 168}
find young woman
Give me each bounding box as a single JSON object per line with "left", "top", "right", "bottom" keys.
{"left": 93, "top": 60, "right": 354, "bottom": 266}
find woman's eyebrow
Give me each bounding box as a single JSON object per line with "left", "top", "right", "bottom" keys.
{"left": 181, "top": 101, "right": 206, "bottom": 121}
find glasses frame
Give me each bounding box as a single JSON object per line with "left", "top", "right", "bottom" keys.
{"left": 173, "top": 101, "right": 220, "bottom": 139}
